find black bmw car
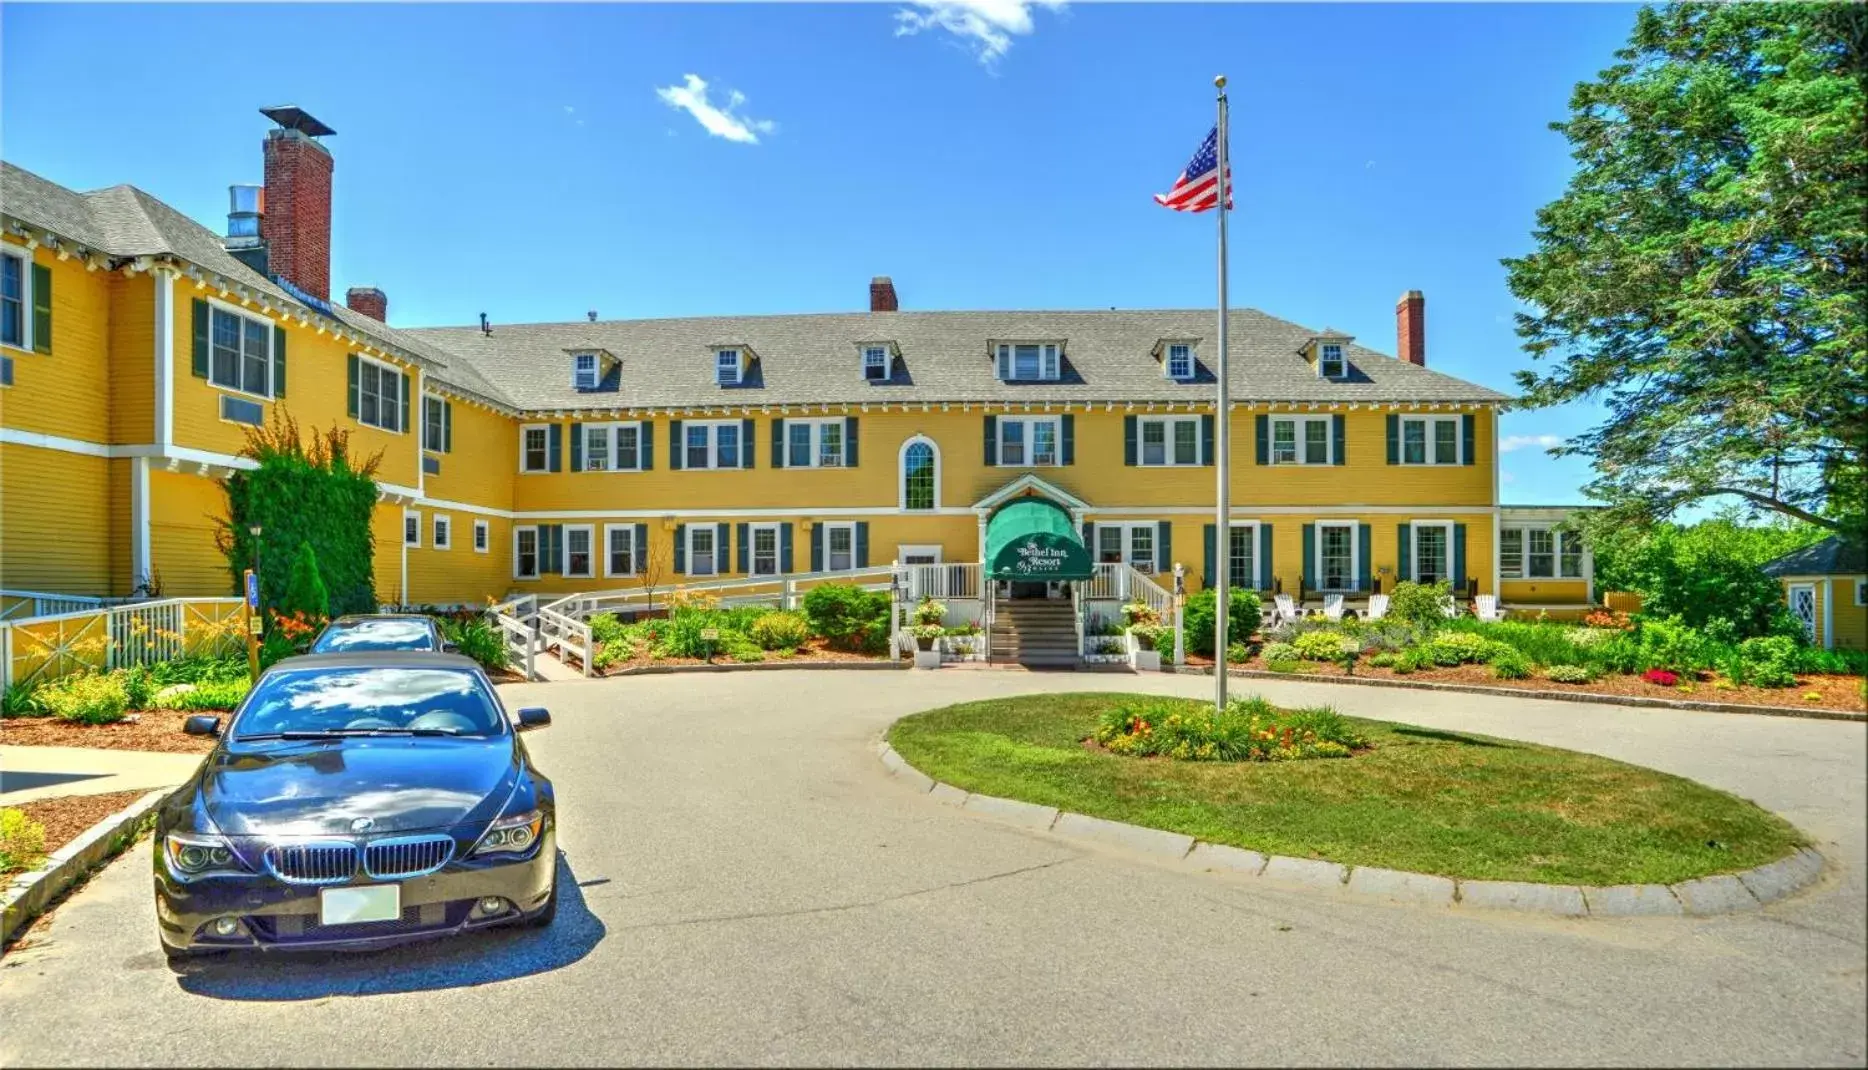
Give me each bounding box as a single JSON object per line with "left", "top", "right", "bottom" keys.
{"left": 153, "top": 652, "right": 556, "bottom": 958}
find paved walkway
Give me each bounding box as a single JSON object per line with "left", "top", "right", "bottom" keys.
{"left": 1, "top": 671, "right": 1862, "bottom": 1066}
{"left": 0, "top": 745, "right": 204, "bottom": 805}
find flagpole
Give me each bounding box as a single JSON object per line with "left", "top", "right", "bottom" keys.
{"left": 1213, "top": 75, "right": 1231, "bottom": 712}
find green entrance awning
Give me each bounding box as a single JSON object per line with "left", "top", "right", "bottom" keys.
{"left": 985, "top": 499, "right": 1093, "bottom": 581}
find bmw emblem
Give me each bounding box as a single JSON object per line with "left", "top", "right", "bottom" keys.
{"left": 350, "top": 817, "right": 375, "bottom": 832}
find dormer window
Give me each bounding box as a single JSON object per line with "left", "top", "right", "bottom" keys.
{"left": 996, "top": 342, "right": 1060, "bottom": 382}
{"left": 863, "top": 345, "right": 889, "bottom": 382}
{"left": 573, "top": 352, "right": 599, "bottom": 390}
{"left": 716, "top": 348, "right": 742, "bottom": 386}
{"left": 1166, "top": 343, "right": 1194, "bottom": 380}
{"left": 1319, "top": 343, "right": 1345, "bottom": 379}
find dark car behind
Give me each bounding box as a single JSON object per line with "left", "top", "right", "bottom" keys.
{"left": 309, "top": 614, "right": 446, "bottom": 654}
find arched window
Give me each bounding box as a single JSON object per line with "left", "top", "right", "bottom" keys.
{"left": 900, "top": 437, "right": 938, "bottom": 511}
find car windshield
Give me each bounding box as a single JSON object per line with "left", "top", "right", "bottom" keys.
{"left": 232, "top": 667, "right": 503, "bottom": 739}
{"left": 311, "top": 619, "right": 436, "bottom": 653}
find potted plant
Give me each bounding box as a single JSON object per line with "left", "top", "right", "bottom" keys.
{"left": 914, "top": 596, "right": 947, "bottom": 626}
{"left": 908, "top": 622, "right": 945, "bottom": 668}
{"left": 1127, "top": 622, "right": 1170, "bottom": 672}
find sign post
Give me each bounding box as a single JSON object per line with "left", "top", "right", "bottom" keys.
{"left": 243, "top": 568, "right": 261, "bottom": 680}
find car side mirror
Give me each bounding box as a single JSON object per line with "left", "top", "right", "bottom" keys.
{"left": 183, "top": 715, "right": 222, "bottom": 737}
{"left": 516, "top": 707, "right": 551, "bottom": 731}
{"left": 442, "top": 640, "right": 460, "bottom": 653}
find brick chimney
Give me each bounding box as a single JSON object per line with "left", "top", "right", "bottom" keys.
{"left": 869, "top": 276, "right": 898, "bottom": 313}
{"left": 1396, "top": 290, "right": 1426, "bottom": 366}
{"left": 258, "top": 106, "right": 337, "bottom": 303}
{"left": 346, "top": 287, "right": 387, "bottom": 322}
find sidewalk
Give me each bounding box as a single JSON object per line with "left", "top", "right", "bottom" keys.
{"left": 0, "top": 746, "right": 203, "bottom": 806}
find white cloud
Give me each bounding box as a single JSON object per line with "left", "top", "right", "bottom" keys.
{"left": 1500, "top": 471, "right": 1517, "bottom": 484}
{"left": 1499, "top": 434, "right": 1563, "bottom": 453}
{"left": 894, "top": 0, "right": 1063, "bottom": 64}
{"left": 654, "top": 74, "right": 776, "bottom": 145}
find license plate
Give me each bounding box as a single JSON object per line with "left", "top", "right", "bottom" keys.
{"left": 319, "top": 884, "right": 400, "bottom": 925}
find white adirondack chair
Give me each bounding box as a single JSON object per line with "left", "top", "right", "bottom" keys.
{"left": 1274, "top": 594, "right": 1298, "bottom": 627}
{"left": 1365, "top": 594, "right": 1390, "bottom": 621}
{"left": 1322, "top": 594, "right": 1345, "bottom": 620}
{"left": 1474, "top": 594, "right": 1507, "bottom": 622}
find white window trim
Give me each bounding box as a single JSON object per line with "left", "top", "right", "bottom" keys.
{"left": 422, "top": 394, "right": 448, "bottom": 454}
{"left": 898, "top": 434, "right": 941, "bottom": 510}
{"left": 205, "top": 297, "right": 275, "bottom": 401}
{"left": 581, "top": 421, "right": 646, "bottom": 473}
{"left": 563, "top": 524, "right": 595, "bottom": 579}
{"left": 994, "top": 416, "right": 1063, "bottom": 468}
{"left": 513, "top": 525, "right": 540, "bottom": 581}
{"left": 1224, "top": 520, "right": 1260, "bottom": 590}
{"left": 1165, "top": 342, "right": 1195, "bottom": 381}
{"left": 682, "top": 419, "right": 743, "bottom": 471}
{"left": 749, "top": 522, "right": 783, "bottom": 576}
{"left": 1095, "top": 521, "right": 1159, "bottom": 574}
{"left": 1312, "top": 520, "right": 1358, "bottom": 593}
{"left": 1856, "top": 579, "right": 1866, "bottom": 607}
{"left": 784, "top": 418, "right": 847, "bottom": 469}
{"left": 1137, "top": 415, "right": 1202, "bottom": 468}
{"left": 602, "top": 523, "right": 638, "bottom": 579}
{"left": 862, "top": 345, "right": 890, "bottom": 381}
{"left": 1270, "top": 415, "right": 1334, "bottom": 465}
{"left": 1318, "top": 342, "right": 1347, "bottom": 379}
{"left": 432, "top": 513, "right": 451, "bottom": 551}
{"left": 1498, "top": 524, "right": 1585, "bottom": 580}
{"left": 519, "top": 423, "right": 552, "bottom": 474}
{"left": 821, "top": 520, "right": 857, "bottom": 573}
{"left": 897, "top": 544, "right": 943, "bottom": 565}
{"left": 473, "top": 519, "right": 490, "bottom": 554}
{"left": 1410, "top": 520, "right": 1455, "bottom": 585}
{"left": 1, "top": 245, "right": 34, "bottom": 353}
{"left": 572, "top": 352, "right": 600, "bottom": 390}
{"left": 716, "top": 348, "right": 742, "bottom": 386}
{"left": 995, "top": 341, "right": 1062, "bottom": 382}
{"left": 685, "top": 523, "right": 720, "bottom": 577}
{"left": 403, "top": 509, "right": 422, "bottom": 549}
{"left": 351, "top": 351, "right": 407, "bottom": 434}
{"left": 1400, "top": 415, "right": 1461, "bottom": 466}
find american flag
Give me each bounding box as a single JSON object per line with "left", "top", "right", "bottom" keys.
{"left": 1153, "top": 125, "right": 1232, "bottom": 213}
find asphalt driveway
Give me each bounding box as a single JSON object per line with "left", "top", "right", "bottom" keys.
{"left": 2, "top": 670, "right": 1863, "bottom": 1066}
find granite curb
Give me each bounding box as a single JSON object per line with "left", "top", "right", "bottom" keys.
{"left": 874, "top": 742, "right": 1828, "bottom": 918}
{"left": 1169, "top": 665, "right": 1866, "bottom": 723}
{"left": 3, "top": 788, "right": 167, "bottom": 946}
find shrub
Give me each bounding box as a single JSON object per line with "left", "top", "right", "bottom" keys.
{"left": 37, "top": 673, "right": 131, "bottom": 724}
{"left": 1292, "top": 630, "right": 1354, "bottom": 661}
{"left": 1, "top": 808, "right": 48, "bottom": 874}
{"left": 2, "top": 680, "right": 42, "bottom": 718}
{"left": 280, "top": 540, "right": 332, "bottom": 622}
{"left": 1641, "top": 668, "right": 1680, "bottom": 687}
{"left": 115, "top": 666, "right": 157, "bottom": 710}
{"left": 440, "top": 615, "right": 510, "bottom": 672}
{"left": 146, "top": 656, "right": 248, "bottom": 688}
{"left": 1491, "top": 651, "right": 1532, "bottom": 679}
{"left": 1091, "top": 696, "right": 1365, "bottom": 762}
{"left": 1129, "top": 623, "right": 1173, "bottom": 652}
{"left": 1225, "top": 642, "right": 1251, "bottom": 664}
{"left": 1388, "top": 580, "right": 1453, "bottom": 627}
{"left": 1589, "top": 512, "right": 1825, "bottom": 637}
{"left": 1393, "top": 647, "right": 1434, "bottom": 674}
{"left": 1582, "top": 608, "right": 1634, "bottom": 630}
{"left": 1425, "top": 631, "right": 1493, "bottom": 666}
{"left": 1182, "top": 588, "right": 1262, "bottom": 656}
{"left": 749, "top": 611, "right": 811, "bottom": 651}
{"left": 1368, "top": 651, "right": 1399, "bottom": 668}
{"left": 1737, "top": 635, "right": 1798, "bottom": 687}
{"left": 1633, "top": 616, "right": 1710, "bottom": 673}
{"left": 1260, "top": 642, "right": 1299, "bottom": 664}
{"left": 802, "top": 583, "right": 890, "bottom": 650}
{"left": 1546, "top": 664, "right": 1594, "bottom": 684}
{"left": 173, "top": 679, "right": 252, "bottom": 711}
{"left": 589, "top": 613, "right": 627, "bottom": 645}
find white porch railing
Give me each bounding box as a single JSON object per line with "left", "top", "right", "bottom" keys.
{"left": 543, "top": 566, "right": 900, "bottom": 623}
{"left": 902, "top": 563, "right": 981, "bottom": 602}
{"left": 536, "top": 606, "right": 594, "bottom": 677}
{"left": 0, "top": 589, "right": 116, "bottom": 621}
{"left": 488, "top": 594, "right": 539, "bottom": 681}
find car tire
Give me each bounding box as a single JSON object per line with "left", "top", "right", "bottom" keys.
{"left": 521, "top": 883, "right": 558, "bottom": 929}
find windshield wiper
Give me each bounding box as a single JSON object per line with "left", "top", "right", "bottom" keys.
{"left": 238, "top": 727, "right": 466, "bottom": 741}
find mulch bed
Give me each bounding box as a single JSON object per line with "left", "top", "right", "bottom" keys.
{"left": 1185, "top": 653, "right": 1864, "bottom": 713}
{"left": 2, "top": 709, "right": 217, "bottom": 754}
{"left": 596, "top": 636, "right": 894, "bottom": 675}
{"left": 6, "top": 789, "right": 152, "bottom": 858}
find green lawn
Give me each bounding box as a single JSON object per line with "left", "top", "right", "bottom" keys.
{"left": 887, "top": 692, "right": 1805, "bottom": 886}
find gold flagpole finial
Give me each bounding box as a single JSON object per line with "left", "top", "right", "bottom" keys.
{"left": 1214, "top": 75, "right": 1227, "bottom": 89}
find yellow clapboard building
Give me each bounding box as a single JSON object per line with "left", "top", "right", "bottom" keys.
{"left": 1, "top": 107, "right": 1592, "bottom": 620}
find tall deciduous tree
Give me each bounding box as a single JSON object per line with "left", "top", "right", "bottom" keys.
{"left": 1505, "top": 3, "right": 1866, "bottom": 535}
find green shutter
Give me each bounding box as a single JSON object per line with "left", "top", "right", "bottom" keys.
{"left": 1259, "top": 524, "right": 1274, "bottom": 592}
{"left": 1203, "top": 524, "right": 1216, "bottom": 588}
{"left": 1386, "top": 415, "right": 1400, "bottom": 464}
{"left": 1122, "top": 415, "right": 1136, "bottom": 466}
{"left": 1155, "top": 521, "right": 1171, "bottom": 574}
{"left": 984, "top": 415, "right": 998, "bottom": 466}
{"left": 743, "top": 418, "right": 756, "bottom": 469}
{"left": 193, "top": 300, "right": 212, "bottom": 378}
{"left": 1332, "top": 414, "right": 1345, "bottom": 466}
{"left": 547, "top": 424, "right": 563, "bottom": 472}
{"left": 1061, "top": 414, "right": 1075, "bottom": 465}
{"left": 346, "top": 354, "right": 359, "bottom": 415}
{"left": 272, "top": 324, "right": 286, "bottom": 397}
{"left": 1302, "top": 524, "right": 1316, "bottom": 593}
{"left": 844, "top": 417, "right": 858, "bottom": 467}
{"left": 569, "top": 422, "right": 583, "bottom": 472}
{"left": 771, "top": 418, "right": 785, "bottom": 467}
{"left": 1454, "top": 523, "right": 1468, "bottom": 591}
{"left": 737, "top": 523, "right": 750, "bottom": 574}
{"left": 780, "top": 523, "right": 794, "bottom": 574}
{"left": 717, "top": 523, "right": 731, "bottom": 569}
{"left": 811, "top": 525, "right": 824, "bottom": 572}
{"left": 1397, "top": 524, "right": 1412, "bottom": 582}
{"left": 1462, "top": 414, "right": 1476, "bottom": 465}
{"left": 1201, "top": 414, "right": 1215, "bottom": 466}
{"left": 443, "top": 401, "right": 453, "bottom": 452}
{"left": 634, "top": 523, "right": 648, "bottom": 572}
{"left": 399, "top": 373, "right": 411, "bottom": 434}
{"left": 1254, "top": 415, "right": 1268, "bottom": 465}
{"left": 641, "top": 420, "right": 654, "bottom": 470}
{"left": 30, "top": 263, "right": 50, "bottom": 354}
{"left": 673, "top": 524, "right": 686, "bottom": 574}
{"left": 1358, "top": 524, "right": 1372, "bottom": 592}
{"left": 669, "top": 419, "right": 683, "bottom": 470}
{"left": 855, "top": 521, "right": 870, "bottom": 568}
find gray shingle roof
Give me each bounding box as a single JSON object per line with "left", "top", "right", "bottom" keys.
{"left": 1761, "top": 536, "right": 1866, "bottom": 577}
{"left": 405, "top": 308, "right": 1510, "bottom": 411}
{"left": 6, "top": 159, "right": 1510, "bottom": 414}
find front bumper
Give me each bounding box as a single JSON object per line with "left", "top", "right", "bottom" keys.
{"left": 154, "top": 829, "right": 556, "bottom": 953}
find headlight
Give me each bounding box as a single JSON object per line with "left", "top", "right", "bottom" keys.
{"left": 163, "top": 833, "right": 246, "bottom": 880}
{"left": 472, "top": 809, "right": 544, "bottom": 856}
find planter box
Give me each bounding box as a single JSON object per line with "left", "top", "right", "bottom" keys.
{"left": 1126, "top": 632, "right": 1162, "bottom": 672}
{"left": 913, "top": 647, "right": 943, "bottom": 670}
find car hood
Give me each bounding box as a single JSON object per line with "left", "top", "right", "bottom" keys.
{"left": 200, "top": 737, "right": 520, "bottom": 836}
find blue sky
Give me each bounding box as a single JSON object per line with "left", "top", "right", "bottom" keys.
{"left": 1, "top": 2, "right": 1641, "bottom": 505}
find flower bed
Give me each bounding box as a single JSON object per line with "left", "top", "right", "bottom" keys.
{"left": 1, "top": 790, "right": 152, "bottom": 876}
{"left": 2, "top": 708, "right": 219, "bottom": 753}
{"left": 589, "top": 584, "right": 897, "bottom": 674}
